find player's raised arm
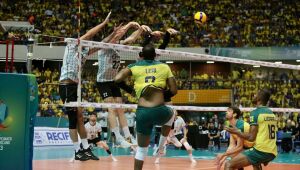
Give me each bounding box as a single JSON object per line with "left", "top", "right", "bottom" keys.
{"left": 80, "top": 11, "right": 111, "bottom": 40}
{"left": 109, "top": 22, "right": 141, "bottom": 43}
{"left": 114, "top": 68, "right": 132, "bottom": 83}
{"left": 120, "top": 25, "right": 151, "bottom": 45}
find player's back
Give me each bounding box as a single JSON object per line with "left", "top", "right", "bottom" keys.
{"left": 250, "top": 106, "right": 277, "bottom": 156}
{"left": 128, "top": 60, "right": 173, "bottom": 98}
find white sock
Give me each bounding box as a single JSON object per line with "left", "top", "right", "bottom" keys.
{"left": 158, "top": 135, "right": 167, "bottom": 150}
{"left": 122, "top": 126, "right": 131, "bottom": 139}
{"left": 111, "top": 127, "right": 123, "bottom": 141}
{"left": 189, "top": 153, "right": 193, "bottom": 159}
{"left": 73, "top": 142, "right": 80, "bottom": 152}
{"left": 81, "top": 138, "right": 89, "bottom": 149}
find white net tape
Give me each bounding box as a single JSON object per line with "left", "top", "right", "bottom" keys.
{"left": 65, "top": 38, "right": 300, "bottom": 70}
{"left": 65, "top": 102, "right": 300, "bottom": 113}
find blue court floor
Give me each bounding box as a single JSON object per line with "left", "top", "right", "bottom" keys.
{"left": 33, "top": 146, "right": 300, "bottom": 165}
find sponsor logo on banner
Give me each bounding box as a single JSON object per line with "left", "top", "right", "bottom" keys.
{"left": 33, "top": 127, "right": 73, "bottom": 146}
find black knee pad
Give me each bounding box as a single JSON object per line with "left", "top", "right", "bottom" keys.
{"left": 66, "top": 108, "right": 77, "bottom": 129}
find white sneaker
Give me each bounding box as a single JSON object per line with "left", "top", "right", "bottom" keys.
{"left": 111, "top": 155, "right": 118, "bottom": 162}
{"left": 190, "top": 158, "right": 196, "bottom": 164}
{"left": 118, "top": 139, "right": 132, "bottom": 148}
{"left": 154, "top": 157, "right": 160, "bottom": 164}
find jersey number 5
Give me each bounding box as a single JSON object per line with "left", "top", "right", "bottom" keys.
{"left": 268, "top": 125, "right": 276, "bottom": 139}
{"left": 145, "top": 76, "right": 156, "bottom": 83}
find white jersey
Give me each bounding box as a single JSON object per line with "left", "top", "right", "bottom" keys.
{"left": 97, "top": 49, "right": 121, "bottom": 82}
{"left": 97, "top": 111, "right": 108, "bottom": 128}
{"left": 173, "top": 116, "right": 186, "bottom": 135}
{"left": 85, "top": 122, "right": 102, "bottom": 140}
{"left": 59, "top": 44, "right": 89, "bottom": 82}
{"left": 125, "top": 112, "right": 136, "bottom": 127}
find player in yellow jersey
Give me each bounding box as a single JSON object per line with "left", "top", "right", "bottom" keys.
{"left": 225, "top": 89, "right": 277, "bottom": 170}
{"left": 215, "top": 106, "right": 254, "bottom": 170}
{"left": 114, "top": 44, "right": 177, "bottom": 170}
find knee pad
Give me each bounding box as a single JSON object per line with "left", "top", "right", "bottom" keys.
{"left": 164, "top": 108, "right": 176, "bottom": 126}
{"left": 67, "top": 108, "right": 77, "bottom": 129}
{"left": 135, "top": 147, "right": 148, "bottom": 161}
{"left": 182, "top": 141, "right": 192, "bottom": 151}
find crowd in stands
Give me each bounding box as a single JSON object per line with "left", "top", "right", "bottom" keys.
{"left": 1, "top": 0, "right": 300, "bottom": 47}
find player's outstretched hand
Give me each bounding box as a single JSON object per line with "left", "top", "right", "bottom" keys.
{"left": 151, "top": 31, "right": 164, "bottom": 38}
{"left": 104, "top": 11, "right": 112, "bottom": 23}
{"left": 167, "top": 28, "right": 179, "bottom": 35}
{"left": 141, "top": 25, "right": 152, "bottom": 33}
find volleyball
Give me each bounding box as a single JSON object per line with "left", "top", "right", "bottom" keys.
{"left": 194, "top": 11, "right": 207, "bottom": 24}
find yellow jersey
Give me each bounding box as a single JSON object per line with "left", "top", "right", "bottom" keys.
{"left": 250, "top": 106, "right": 277, "bottom": 156}
{"left": 128, "top": 60, "right": 174, "bottom": 98}
{"left": 234, "top": 119, "right": 255, "bottom": 148}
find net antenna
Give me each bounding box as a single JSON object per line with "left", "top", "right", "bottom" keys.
{"left": 76, "top": 0, "right": 82, "bottom": 104}
{"left": 0, "top": 21, "right": 35, "bottom": 72}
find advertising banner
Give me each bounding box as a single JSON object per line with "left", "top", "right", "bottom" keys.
{"left": 33, "top": 127, "right": 73, "bottom": 146}
{"left": 172, "top": 89, "right": 231, "bottom": 104}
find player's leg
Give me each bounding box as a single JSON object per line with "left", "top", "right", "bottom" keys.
{"left": 115, "top": 96, "right": 135, "bottom": 143}
{"left": 59, "top": 84, "right": 89, "bottom": 161}
{"left": 155, "top": 107, "right": 175, "bottom": 156}
{"left": 114, "top": 83, "right": 136, "bottom": 144}
{"left": 134, "top": 107, "right": 153, "bottom": 170}
{"left": 134, "top": 133, "right": 151, "bottom": 170}
{"left": 179, "top": 135, "right": 196, "bottom": 163}
{"left": 153, "top": 107, "right": 175, "bottom": 164}
{"left": 97, "top": 82, "right": 131, "bottom": 147}
{"left": 224, "top": 153, "right": 251, "bottom": 170}
{"left": 97, "top": 141, "right": 117, "bottom": 161}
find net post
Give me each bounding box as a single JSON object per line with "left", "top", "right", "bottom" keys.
{"left": 10, "top": 39, "right": 14, "bottom": 73}
{"left": 76, "top": 0, "right": 82, "bottom": 105}
{"left": 5, "top": 40, "right": 9, "bottom": 72}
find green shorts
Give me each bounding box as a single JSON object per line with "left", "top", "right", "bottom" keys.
{"left": 136, "top": 105, "right": 173, "bottom": 135}
{"left": 243, "top": 148, "right": 276, "bottom": 165}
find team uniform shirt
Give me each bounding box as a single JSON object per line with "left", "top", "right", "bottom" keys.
{"left": 97, "top": 111, "right": 108, "bottom": 128}
{"left": 173, "top": 116, "right": 186, "bottom": 135}
{"left": 97, "top": 49, "right": 121, "bottom": 82}
{"left": 59, "top": 44, "right": 89, "bottom": 82}
{"left": 250, "top": 106, "right": 277, "bottom": 156}
{"left": 128, "top": 60, "right": 174, "bottom": 98}
{"left": 234, "top": 119, "right": 254, "bottom": 148}
{"left": 85, "top": 121, "right": 102, "bottom": 140}
{"left": 125, "top": 112, "right": 136, "bottom": 127}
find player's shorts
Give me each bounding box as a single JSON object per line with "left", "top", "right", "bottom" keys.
{"left": 136, "top": 105, "right": 173, "bottom": 135}
{"left": 243, "top": 148, "right": 276, "bottom": 165}
{"left": 175, "top": 134, "right": 184, "bottom": 141}
{"left": 88, "top": 137, "right": 101, "bottom": 145}
{"left": 129, "top": 126, "right": 135, "bottom": 135}
{"left": 101, "top": 127, "right": 108, "bottom": 132}
{"left": 96, "top": 81, "right": 122, "bottom": 99}
{"left": 59, "top": 83, "right": 77, "bottom": 103}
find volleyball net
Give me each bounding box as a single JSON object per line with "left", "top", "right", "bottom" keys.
{"left": 62, "top": 38, "right": 300, "bottom": 115}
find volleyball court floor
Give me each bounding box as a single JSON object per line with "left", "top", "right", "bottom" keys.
{"left": 33, "top": 146, "right": 300, "bottom": 170}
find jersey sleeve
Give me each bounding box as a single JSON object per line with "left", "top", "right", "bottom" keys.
{"left": 250, "top": 109, "right": 259, "bottom": 126}
{"left": 165, "top": 65, "right": 174, "bottom": 78}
